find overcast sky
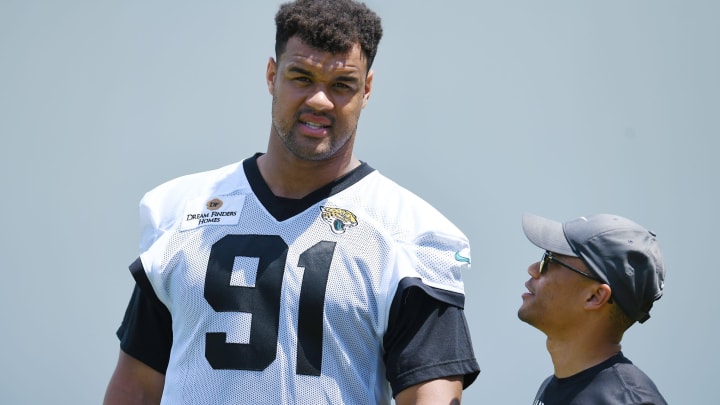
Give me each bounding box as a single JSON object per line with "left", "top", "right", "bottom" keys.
{"left": 1, "top": 1, "right": 718, "bottom": 403}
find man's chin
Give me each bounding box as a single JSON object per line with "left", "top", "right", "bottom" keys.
{"left": 517, "top": 307, "right": 534, "bottom": 324}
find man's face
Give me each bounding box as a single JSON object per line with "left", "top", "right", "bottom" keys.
{"left": 518, "top": 253, "right": 593, "bottom": 332}
{"left": 266, "top": 36, "right": 372, "bottom": 161}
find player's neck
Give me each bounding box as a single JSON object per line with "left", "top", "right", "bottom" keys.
{"left": 257, "top": 150, "right": 360, "bottom": 199}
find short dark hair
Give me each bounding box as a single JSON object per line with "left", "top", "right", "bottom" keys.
{"left": 274, "top": 0, "right": 383, "bottom": 71}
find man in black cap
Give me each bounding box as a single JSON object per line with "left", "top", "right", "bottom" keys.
{"left": 519, "top": 213, "right": 667, "bottom": 405}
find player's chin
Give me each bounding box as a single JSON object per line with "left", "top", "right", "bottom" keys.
{"left": 300, "top": 141, "right": 343, "bottom": 161}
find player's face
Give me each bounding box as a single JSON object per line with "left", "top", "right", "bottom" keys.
{"left": 518, "top": 253, "right": 592, "bottom": 332}
{"left": 266, "top": 36, "right": 372, "bottom": 161}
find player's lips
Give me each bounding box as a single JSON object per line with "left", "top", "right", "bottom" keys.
{"left": 298, "top": 114, "right": 332, "bottom": 137}
{"left": 301, "top": 120, "right": 330, "bottom": 129}
{"left": 299, "top": 112, "right": 332, "bottom": 126}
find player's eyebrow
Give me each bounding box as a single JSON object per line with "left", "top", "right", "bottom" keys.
{"left": 334, "top": 74, "right": 360, "bottom": 85}
{"left": 288, "top": 66, "right": 361, "bottom": 85}
{"left": 288, "top": 66, "right": 313, "bottom": 77}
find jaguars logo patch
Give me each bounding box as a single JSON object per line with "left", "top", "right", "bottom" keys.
{"left": 320, "top": 206, "right": 358, "bottom": 234}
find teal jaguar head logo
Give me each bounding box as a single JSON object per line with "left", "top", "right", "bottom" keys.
{"left": 320, "top": 206, "right": 358, "bottom": 234}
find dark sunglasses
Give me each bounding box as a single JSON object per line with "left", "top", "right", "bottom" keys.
{"left": 539, "top": 251, "right": 605, "bottom": 283}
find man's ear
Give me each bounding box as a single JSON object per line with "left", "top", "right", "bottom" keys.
{"left": 266, "top": 57, "right": 277, "bottom": 95}
{"left": 585, "top": 284, "right": 613, "bottom": 310}
{"left": 362, "top": 69, "right": 374, "bottom": 108}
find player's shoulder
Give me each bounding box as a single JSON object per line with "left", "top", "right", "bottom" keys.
{"left": 143, "top": 160, "right": 246, "bottom": 204}
{"left": 138, "top": 160, "right": 248, "bottom": 230}
{"left": 356, "top": 170, "right": 465, "bottom": 239}
{"left": 357, "top": 170, "right": 438, "bottom": 213}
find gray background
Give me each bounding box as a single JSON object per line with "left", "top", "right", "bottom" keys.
{"left": 1, "top": 1, "right": 717, "bottom": 403}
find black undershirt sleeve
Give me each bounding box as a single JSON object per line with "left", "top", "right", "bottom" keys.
{"left": 383, "top": 277, "right": 480, "bottom": 397}
{"left": 116, "top": 258, "right": 173, "bottom": 374}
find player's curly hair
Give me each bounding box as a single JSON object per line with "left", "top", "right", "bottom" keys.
{"left": 274, "top": 0, "right": 383, "bottom": 71}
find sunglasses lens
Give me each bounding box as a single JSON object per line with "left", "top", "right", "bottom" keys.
{"left": 539, "top": 252, "right": 549, "bottom": 274}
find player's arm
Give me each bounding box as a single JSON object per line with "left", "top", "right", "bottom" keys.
{"left": 104, "top": 350, "right": 165, "bottom": 405}
{"left": 105, "top": 269, "right": 173, "bottom": 405}
{"left": 384, "top": 278, "right": 479, "bottom": 402}
{"left": 394, "top": 376, "right": 463, "bottom": 405}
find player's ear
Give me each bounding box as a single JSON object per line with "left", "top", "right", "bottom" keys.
{"left": 361, "top": 69, "right": 373, "bottom": 108}
{"left": 267, "top": 57, "right": 277, "bottom": 95}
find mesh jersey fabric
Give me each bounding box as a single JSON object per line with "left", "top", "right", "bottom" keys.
{"left": 532, "top": 352, "right": 667, "bottom": 405}
{"left": 123, "top": 154, "right": 479, "bottom": 404}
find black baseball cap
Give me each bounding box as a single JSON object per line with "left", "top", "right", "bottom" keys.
{"left": 522, "top": 213, "right": 665, "bottom": 323}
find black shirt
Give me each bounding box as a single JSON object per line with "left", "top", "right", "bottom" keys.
{"left": 533, "top": 352, "right": 667, "bottom": 405}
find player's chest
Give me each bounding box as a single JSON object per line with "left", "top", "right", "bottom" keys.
{"left": 160, "top": 205, "right": 392, "bottom": 315}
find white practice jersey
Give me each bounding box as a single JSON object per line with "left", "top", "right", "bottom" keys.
{"left": 131, "top": 156, "right": 474, "bottom": 404}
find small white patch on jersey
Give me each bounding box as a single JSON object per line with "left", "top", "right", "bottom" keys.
{"left": 230, "top": 256, "right": 259, "bottom": 287}
{"left": 180, "top": 195, "right": 245, "bottom": 231}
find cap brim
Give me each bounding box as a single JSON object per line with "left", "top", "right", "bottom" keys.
{"left": 522, "top": 213, "right": 576, "bottom": 256}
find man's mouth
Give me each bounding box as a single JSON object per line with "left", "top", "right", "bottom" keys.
{"left": 301, "top": 120, "right": 329, "bottom": 129}
{"left": 524, "top": 281, "right": 535, "bottom": 295}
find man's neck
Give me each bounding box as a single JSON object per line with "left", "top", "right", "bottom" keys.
{"left": 256, "top": 151, "right": 360, "bottom": 199}
{"left": 546, "top": 336, "right": 621, "bottom": 378}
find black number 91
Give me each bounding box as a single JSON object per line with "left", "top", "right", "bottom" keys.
{"left": 204, "top": 234, "right": 335, "bottom": 376}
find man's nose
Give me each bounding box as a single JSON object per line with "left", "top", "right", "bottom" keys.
{"left": 528, "top": 261, "right": 541, "bottom": 278}
{"left": 306, "top": 87, "right": 333, "bottom": 111}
